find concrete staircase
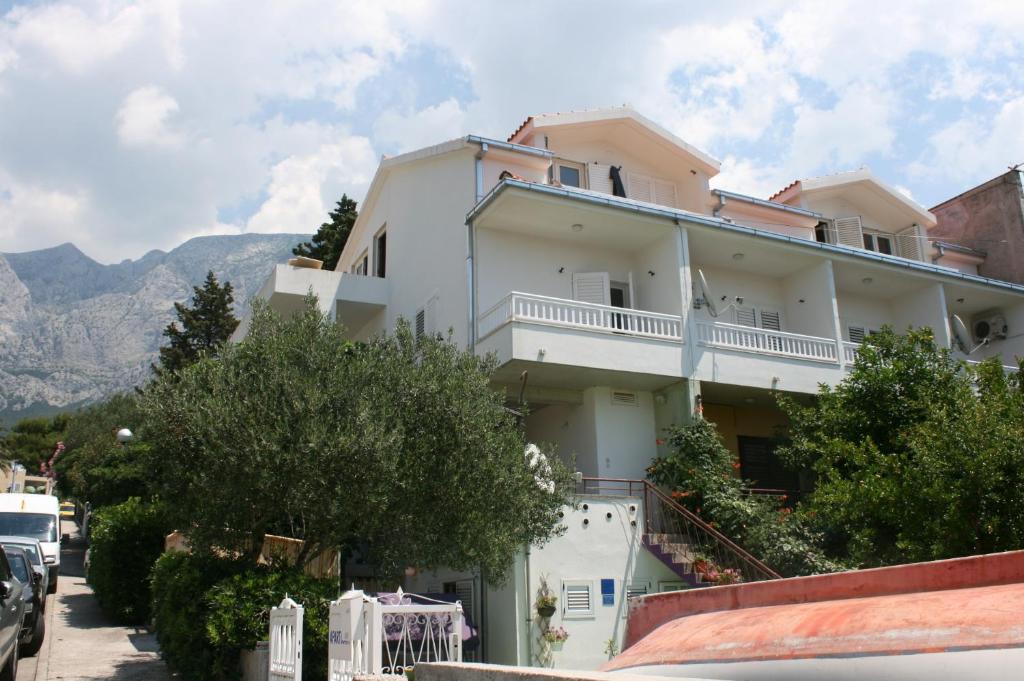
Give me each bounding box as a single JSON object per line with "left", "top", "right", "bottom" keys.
{"left": 642, "top": 533, "right": 712, "bottom": 588}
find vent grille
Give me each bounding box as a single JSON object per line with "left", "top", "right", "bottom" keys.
{"left": 626, "top": 583, "right": 648, "bottom": 600}
{"left": 611, "top": 391, "right": 638, "bottom": 406}
{"left": 848, "top": 326, "right": 866, "bottom": 344}
{"left": 565, "top": 584, "right": 592, "bottom": 612}
{"left": 415, "top": 309, "right": 426, "bottom": 338}
{"left": 760, "top": 310, "right": 782, "bottom": 332}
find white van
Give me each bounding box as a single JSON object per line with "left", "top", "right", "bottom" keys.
{"left": 0, "top": 494, "right": 60, "bottom": 593}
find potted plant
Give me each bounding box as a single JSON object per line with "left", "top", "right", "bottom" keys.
{"left": 691, "top": 553, "right": 712, "bottom": 579}
{"left": 535, "top": 575, "right": 557, "bottom": 618}
{"left": 542, "top": 626, "right": 569, "bottom": 649}
{"left": 716, "top": 568, "right": 744, "bottom": 585}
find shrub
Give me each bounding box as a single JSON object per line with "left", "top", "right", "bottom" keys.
{"left": 87, "top": 497, "right": 169, "bottom": 623}
{"left": 150, "top": 551, "right": 249, "bottom": 681}
{"left": 205, "top": 568, "right": 337, "bottom": 680}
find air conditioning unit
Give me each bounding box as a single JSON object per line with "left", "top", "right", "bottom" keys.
{"left": 972, "top": 310, "right": 1008, "bottom": 343}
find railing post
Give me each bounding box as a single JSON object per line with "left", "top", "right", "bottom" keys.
{"left": 365, "top": 597, "right": 382, "bottom": 675}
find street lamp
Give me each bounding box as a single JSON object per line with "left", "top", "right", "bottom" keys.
{"left": 115, "top": 428, "right": 133, "bottom": 443}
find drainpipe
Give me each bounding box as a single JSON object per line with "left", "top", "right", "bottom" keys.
{"left": 932, "top": 241, "right": 945, "bottom": 265}
{"left": 712, "top": 192, "right": 726, "bottom": 218}
{"left": 468, "top": 144, "right": 488, "bottom": 351}
{"left": 523, "top": 546, "right": 533, "bottom": 666}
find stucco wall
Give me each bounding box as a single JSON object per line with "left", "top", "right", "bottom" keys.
{"left": 703, "top": 403, "right": 789, "bottom": 456}
{"left": 527, "top": 401, "right": 599, "bottom": 477}
{"left": 782, "top": 262, "right": 838, "bottom": 339}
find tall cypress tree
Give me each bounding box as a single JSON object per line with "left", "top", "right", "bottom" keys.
{"left": 292, "top": 194, "right": 358, "bottom": 270}
{"left": 155, "top": 271, "right": 239, "bottom": 376}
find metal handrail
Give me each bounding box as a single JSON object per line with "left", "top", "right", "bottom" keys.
{"left": 644, "top": 482, "right": 781, "bottom": 581}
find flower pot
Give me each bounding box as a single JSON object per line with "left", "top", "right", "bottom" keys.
{"left": 537, "top": 605, "right": 556, "bottom": 618}
{"left": 546, "top": 640, "right": 564, "bottom": 651}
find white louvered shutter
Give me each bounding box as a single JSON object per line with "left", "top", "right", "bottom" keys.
{"left": 572, "top": 272, "right": 611, "bottom": 306}
{"left": 759, "top": 309, "right": 782, "bottom": 332}
{"left": 654, "top": 179, "right": 677, "bottom": 208}
{"left": 415, "top": 308, "right": 426, "bottom": 338}
{"left": 848, "top": 326, "right": 866, "bottom": 343}
{"left": 735, "top": 306, "right": 757, "bottom": 327}
{"left": 835, "top": 216, "right": 864, "bottom": 248}
{"left": 896, "top": 224, "right": 924, "bottom": 261}
{"left": 455, "top": 580, "right": 474, "bottom": 620}
{"left": 626, "top": 583, "right": 648, "bottom": 600}
{"left": 564, "top": 582, "right": 593, "bottom": 616}
{"left": 589, "top": 163, "right": 614, "bottom": 195}
{"left": 627, "top": 173, "right": 654, "bottom": 203}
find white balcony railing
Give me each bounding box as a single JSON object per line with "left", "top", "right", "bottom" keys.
{"left": 842, "top": 341, "right": 859, "bottom": 365}
{"left": 477, "top": 292, "right": 683, "bottom": 342}
{"left": 696, "top": 321, "right": 839, "bottom": 363}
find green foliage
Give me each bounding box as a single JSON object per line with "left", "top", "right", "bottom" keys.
{"left": 87, "top": 498, "right": 169, "bottom": 624}
{"left": 780, "top": 327, "right": 1024, "bottom": 566}
{"left": 0, "top": 413, "right": 67, "bottom": 470}
{"left": 56, "top": 394, "right": 150, "bottom": 505}
{"left": 150, "top": 552, "right": 249, "bottom": 681}
{"left": 292, "top": 194, "right": 358, "bottom": 270}
{"left": 205, "top": 568, "right": 336, "bottom": 680}
{"left": 141, "top": 297, "right": 572, "bottom": 582}
{"left": 648, "top": 419, "right": 840, "bottom": 576}
{"left": 156, "top": 270, "right": 240, "bottom": 376}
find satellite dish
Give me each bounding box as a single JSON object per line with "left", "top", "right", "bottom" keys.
{"left": 950, "top": 314, "right": 986, "bottom": 355}
{"left": 697, "top": 269, "right": 719, "bottom": 317}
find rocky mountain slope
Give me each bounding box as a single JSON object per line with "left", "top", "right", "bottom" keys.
{"left": 0, "top": 233, "right": 308, "bottom": 423}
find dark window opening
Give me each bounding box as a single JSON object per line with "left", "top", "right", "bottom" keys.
{"left": 814, "top": 222, "right": 829, "bottom": 243}
{"left": 374, "top": 232, "right": 387, "bottom": 278}
{"left": 738, "top": 436, "right": 801, "bottom": 502}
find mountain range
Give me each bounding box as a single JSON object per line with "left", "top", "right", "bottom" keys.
{"left": 0, "top": 233, "right": 308, "bottom": 424}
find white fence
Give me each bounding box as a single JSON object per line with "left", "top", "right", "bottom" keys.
{"left": 326, "top": 588, "right": 463, "bottom": 681}
{"left": 269, "top": 597, "right": 303, "bottom": 681}
{"left": 478, "top": 292, "right": 683, "bottom": 341}
{"left": 696, "top": 321, "right": 839, "bottom": 363}
{"left": 842, "top": 341, "right": 859, "bottom": 366}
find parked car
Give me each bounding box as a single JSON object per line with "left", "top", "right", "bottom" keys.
{"left": 59, "top": 502, "right": 75, "bottom": 520}
{"left": 3, "top": 548, "right": 43, "bottom": 658}
{"left": 0, "top": 549, "right": 26, "bottom": 677}
{"left": 0, "top": 538, "right": 48, "bottom": 605}
{"left": 0, "top": 494, "right": 61, "bottom": 593}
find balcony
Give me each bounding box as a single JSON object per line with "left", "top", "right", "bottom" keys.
{"left": 478, "top": 292, "right": 683, "bottom": 342}
{"left": 696, "top": 321, "right": 839, "bottom": 363}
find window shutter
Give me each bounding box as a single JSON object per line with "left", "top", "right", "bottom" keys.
{"left": 589, "top": 163, "right": 614, "bottom": 194}
{"left": 848, "top": 326, "right": 866, "bottom": 343}
{"left": 759, "top": 309, "right": 782, "bottom": 331}
{"left": 415, "top": 309, "right": 426, "bottom": 338}
{"left": 627, "top": 173, "right": 654, "bottom": 203}
{"left": 563, "top": 582, "right": 593, "bottom": 617}
{"left": 834, "top": 216, "right": 864, "bottom": 249}
{"left": 654, "top": 179, "right": 677, "bottom": 208}
{"left": 896, "top": 224, "right": 924, "bottom": 261}
{"left": 626, "top": 583, "right": 648, "bottom": 600}
{"left": 735, "top": 306, "right": 757, "bottom": 327}
{"left": 572, "top": 272, "right": 611, "bottom": 306}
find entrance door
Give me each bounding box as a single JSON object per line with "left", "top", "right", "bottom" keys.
{"left": 737, "top": 436, "right": 800, "bottom": 500}
{"left": 609, "top": 281, "right": 631, "bottom": 330}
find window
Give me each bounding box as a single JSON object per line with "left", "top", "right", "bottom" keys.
{"left": 863, "top": 232, "right": 894, "bottom": 255}
{"left": 373, "top": 228, "right": 387, "bottom": 278}
{"left": 553, "top": 160, "right": 585, "bottom": 188}
{"left": 415, "top": 309, "right": 426, "bottom": 339}
{"left": 814, "top": 221, "right": 831, "bottom": 244}
{"left": 353, "top": 251, "right": 368, "bottom": 276}
{"left": 562, "top": 580, "right": 594, "bottom": 619}
{"left": 738, "top": 436, "right": 800, "bottom": 493}
{"left": 0, "top": 512, "right": 57, "bottom": 542}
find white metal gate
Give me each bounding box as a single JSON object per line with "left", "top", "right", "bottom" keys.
{"left": 269, "top": 597, "right": 303, "bottom": 681}
{"left": 327, "top": 588, "right": 463, "bottom": 680}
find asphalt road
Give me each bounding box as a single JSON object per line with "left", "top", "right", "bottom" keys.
{"left": 17, "top": 519, "right": 170, "bottom": 681}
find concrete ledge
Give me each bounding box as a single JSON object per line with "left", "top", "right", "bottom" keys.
{"left": 412, "top": 662, "right": 713, "bottom": 681}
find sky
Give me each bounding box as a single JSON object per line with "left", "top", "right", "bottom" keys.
{"left": 1, "top": 0, "right": 1023, "bottom": 263}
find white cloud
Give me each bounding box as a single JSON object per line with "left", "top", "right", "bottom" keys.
{"left": 246, "top": 136, "right": 377, "bottom": 234}
{"left": 0, "top": 170, "right": 87, "bottom": 252}
{"left": 790, "top": 85, "right": 895, "bottom": 171}
{"left": 116, "top": 85, "right": 182, "bottom": 148}
{"left": 374, "top": 98, "right": 467, "bottom": 153}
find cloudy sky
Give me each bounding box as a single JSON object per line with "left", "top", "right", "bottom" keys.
{"left": 1, "top": 0, "right": 1023, "bottom": 263}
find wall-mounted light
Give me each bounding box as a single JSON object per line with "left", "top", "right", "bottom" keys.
{"left": 799, "top": 299, "right": 806, "bottom": 304}
{"left": 957, "top": 297, "right": 965, "bottom": 303}
{"left": 558, "top": 266, "right": 565, "bottom": 273}
{"left": 648, "top": 270, "right": 655, "bottom": 276}
{"left": 571, "top": 223, "right": 584, "bottom": 232}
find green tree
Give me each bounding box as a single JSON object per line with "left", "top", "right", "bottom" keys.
{"left": 56, "top": 393, "right": 151, "bottom": 505}
{"left": 647, "top": 419, "right": 840, "bottom": 576}
{"left": 292, "top": 194, "right": 358, "bottom": 270}
{"left": 156, "top": 271, "right": 239, "bottom": 376}
{"left": 0, "top": 413, "right": 68, "bottom": 471}
{"left": 779, "top": 327, "right": 1024, "bottom": 566}
{"left": 140, "top": 297, "right": 572, "bottom": 582}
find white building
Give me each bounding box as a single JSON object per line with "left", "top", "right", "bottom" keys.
{"left": 242, "top": 107, "right": 1024, "bottom": 670}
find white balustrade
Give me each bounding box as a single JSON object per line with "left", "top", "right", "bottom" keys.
{"left": 696, "top": 321, "right": 839, "bottom": 363}
{"left": 842, "top": 341, "right": 860, "bottom": 366}
{"left": 477, "top": 292, "right": 683, "bottom": 342}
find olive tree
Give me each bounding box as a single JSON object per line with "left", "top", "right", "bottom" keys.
{"left": 141, "top": 297, "right": 572, "bottom": 581}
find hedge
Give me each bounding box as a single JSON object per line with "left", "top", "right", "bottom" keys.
{"left": 87, "top": 498, "right": 169, "bottom": 623}
{"left": 150, "top": 553, "right": 337, "bottom": 681}
{"left": 150, "top": 551, "right": 249, "bottom": 681}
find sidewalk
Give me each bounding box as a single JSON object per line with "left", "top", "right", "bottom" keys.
{"left": 19, "top": 520, "right": 170, "bottom": 681}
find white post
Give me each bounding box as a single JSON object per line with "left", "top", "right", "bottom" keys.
{"left": 365, "top": 597, "right": 383, "bottom": 675}
{"left": 328, "top": 591, "right": 367, "bottom": 681}
{"left": 451, "top": 601, "right": 464, "bottom": 663}
{"left": 269, "top": 597, "right": 303, "bottom": 681}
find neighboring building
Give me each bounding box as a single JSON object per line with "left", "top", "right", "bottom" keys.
{"left": 241, "top": 107, "right": 1024, "bottom": 670}
{"left": 929, "top": 168, "right": 1024, "bottom": 284}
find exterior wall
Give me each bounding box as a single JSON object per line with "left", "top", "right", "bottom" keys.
{"left": 835, "top": 291, "right": 894, "bottom": 338}
{"left": 527, "top": 401, "right": 599, "bottom": 477}
{"left": 805, "top": 194, "right": 918, "bottom": 235}
{"left": 523, "top": 496, "right": 680, "bottom": 671}
{"left": 890, "top": 283, "right": 951, "bottom": 347}
{"left": 482, "top": 156, "right": 548, "bottom": 195}
{"left": 692, "top": 346, "right": 846, "bottom": 393}
{"left": 781, "top": 262, "right": 839, "bottom": 339}
{"left": 703, "top": 403, "right": 789, "bottom": 457}
{"left": 692, "top": 266, "right": 784, "bottom": 325}
{"left": 931, "top": 171, "right": 1024, "bottom": 284}
{"left": 631, "top": 234, "right": 682, "bottom": 315}
{"left": 717, "top": 203, "right": 816, "bottom": 240}
{"left": 964, "top": 299, "right": 1024, "bottom": 365}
